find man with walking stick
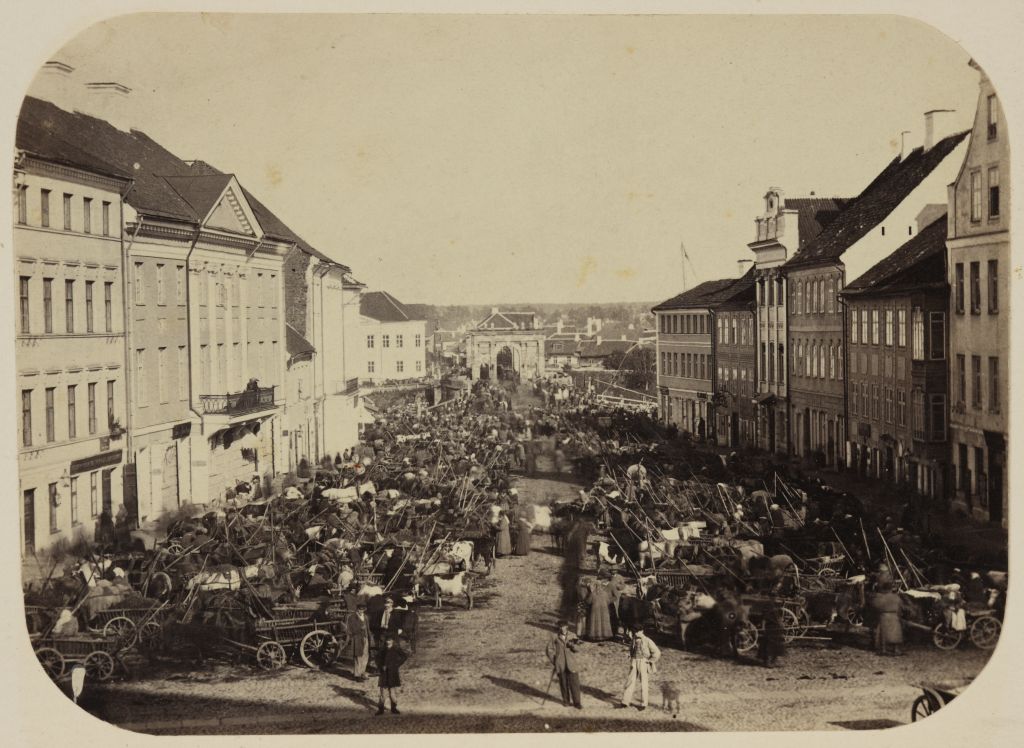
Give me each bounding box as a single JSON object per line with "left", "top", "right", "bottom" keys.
{"left": 545, "top": 620, "right": 583, "bottom": 709}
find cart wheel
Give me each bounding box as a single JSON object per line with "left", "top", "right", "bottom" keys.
{"left": 35, "top": 647, "right": 65, "bottom": 679}
{"left": 256, "top": 641, "right": 287, "bottom": 671}
{"left": 736, "top": 621, "right": 758, "bottom": 653}
{"left": 779, "top": 607, "right": 802, "bottom": 643}
{"left": 932, "top": 622, "right": 963, "bottom": 651}
{"left": 103, "top": 616, "right": 138, "bottom": 650}
{"left": 299, "top": 631, "right": 339, "bottom": 669}
{"left": 845, "top": 609, "right": 864, "bottom": 627}
{"left": 969, "top": 615, "right": 1001, "bottom": 650}
{"left": 85, "top": 651, "right": 116, "bottom": 681}
{"left": 166, "top": 541, "right": 185, "bottom": 555}
{"left": 147, "top": 571, "right": 174, "bottom": 599}
{"left": 911, "top": 694, "right": 935, "bottom": 722}
{"left": 819, "top": 568, "right": 839, "bottom": 578}
{"left": 138, "top": 620, "right": 163, "bottom": 650}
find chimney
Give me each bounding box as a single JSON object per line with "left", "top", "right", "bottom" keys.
{"left": 29, "top": 61, "right": 77, "bottom": 110}
{"left": 79, "top": 81, "right": 134, "bottom": 131}
{"left": 491, "top": 306, "right": 499, "bottom": 315}
{"left": 923, "top": 109, "right": 956, "bottom": 152}
{"left": 596, "top": 335, "right": 603, "bottom": 345}
{"left": 899, "top": 130, "right": 913, "bottom": 161}
{"left": 556, "top": 320, "right": 563, "bottom": 334}
{"left": 737, "top": 258, "right": 753, "bottom": 277}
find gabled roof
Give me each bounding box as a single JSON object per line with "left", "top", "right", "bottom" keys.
{"left": 545, "top": 339, "right": 580, "bottom": 356}
{"left": 578, "top": 339, "right": 634, "bottom": 358}
{"left": 286, "top": 323, "right": 316, "bottom": 358}
{"left": 476, "top": 311, "right": 537, "bottom": 330}
{"left": 783, "top": 197, "right": 854, "bottom": 248}
{"left": 652, "top": 276, "right": 744, "bottom": 312}
{"left": 784, "top": 130, "right": 969, "bottom": 271}
{"left": 360, "top": 291, "right": 423, "bottom": 322}
{"left": 717, "top": 268, "right": 758, "bottom": 311}
{"left": 841, "top": 214, "right": 948, "bottom": 297}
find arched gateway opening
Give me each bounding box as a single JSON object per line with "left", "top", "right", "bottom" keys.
{"left": 496, "top": 345, "right": 517, "bottom": 381}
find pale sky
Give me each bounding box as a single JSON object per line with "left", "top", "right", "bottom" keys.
{"left": 46, "top": 13, "right": 981, "bottom": 305}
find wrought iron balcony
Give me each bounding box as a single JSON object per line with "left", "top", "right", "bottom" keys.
{"left": 200, "top": 386, "right": 276, "bottom": 415}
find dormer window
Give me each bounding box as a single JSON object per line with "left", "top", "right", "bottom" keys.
{"left": 987, "top": 95, "right": 998, "bottom": 140}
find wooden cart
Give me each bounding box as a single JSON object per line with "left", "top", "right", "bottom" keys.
{"left": 33, "top": 634, "right": 122, "bottom": 682}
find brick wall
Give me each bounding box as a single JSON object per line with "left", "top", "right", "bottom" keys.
{"left": 284, "top": 248, "right": 311, "bottom": 337}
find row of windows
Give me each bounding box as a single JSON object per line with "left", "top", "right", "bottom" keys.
{"left": 968, "top": 165, "right": 1000, "bottom": 223}
{"left": 716, "top": 366, "right": 756, "bottom": 397}
{"left": 716, "top": 316, "right": 754, "bottom": 347}
{"left": 658, "top": 312, "right": 710, "bottom": 335}
{"left": 792, "top": 339, "right": 844, "bottom": 381}
{"left": 20, "top": 381, "right": 117, "bottom": 448}
{"left": 26, "top": 469, "right": 108, "bottom": 537}
{"left": 132, "top": 262, "right": 277, "bottom": 309}
{"left": 954, "top": 354, "right": 1001, "bottom": 413}
{"left": 756, "top": 276, "right": 784, "bottom": 308}
{"left": 759, "top": 342, "right": 786, "bottom": 385}
{"left": 953, "top": 260, "right": 998, "bottom": 315}
{"left": 367, "top": 360, "right": 422, "bottom": 374}
{"left": 366, "top": 334, "right": 422, "bottom": 349}
{"left": 659, "top": 351, "right": 711, "bottom": 380}
{"left": 18, "top": 276, "right": 114, "bottom": 336}
{"left": 851, "top": 307, "right": 944, "bottom": 361}
{"left": 133, "top": 340, "right": 279, "bottom": 403}
{"left": 791, "top": 275, "right": 841, "bottom": 316}
{"left": 15, "top": 186, "right": 112, "bottom": 236}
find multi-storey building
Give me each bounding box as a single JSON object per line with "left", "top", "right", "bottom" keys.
{"left": 13, "top": 135, "right": 130, "bottom": 552}
{"left": 360, "top": 291, "right": 429, "bottom": 383}
{"left": 842, "top": 214, "right": 950, "bottom": 500}
{"left": 946, "top": 62, "right": 1009, "bottom": 527}
{"left": 749, "top": 191, "right": 852, "bottom": 454}
{"left": 713, "top": 270, "right": 756, "bottom": 448}
{"left": 652, "top": 279, "right": 737, "bottom": 439}
{"left": 784, "top": 125, "right": 969, "bottom": 470}
{"left": 465, "top": 310, "right": 545, "bottom": 381}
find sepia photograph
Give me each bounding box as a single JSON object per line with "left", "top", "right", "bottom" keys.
{"left": 4, "top": 4, "right": 1018, "bottom": 741}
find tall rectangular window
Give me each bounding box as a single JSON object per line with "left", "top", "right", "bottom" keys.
{"left": 368, "top": 361, "right": 375, "bottom": 374}
{"left": 90, "top": 472, "right": 99, "bottom": 517}
{"left": 106, "top": 380, "right": 115, "bottom": 428}
{"left": 45, "top": 387, "right": 55, "bottom": 442}
{"left": 989, "top": 357, "right": 1000, "bottom": 413}
{"left": 64, "top": 279, "right": 74, "bottom": 333}
{"left": 19, "top": 276, "right": 30, "bottom": 333}
{"left": 200, "top": 345, "right": 209, "bottom": 393}
{"left": 87, "top": 382, "right": 97, "bottom": 434}
{"left": 897, "top": 389, "right": 907, "bottom": 427}
{"left": 969, "top": 262, "right": 981, "bottom": 314}
{"left": 988, "top": 166, "right": 1000, "bottom": 218}
{"left": 860, "top": 309, "right": 869, "bottom": 343}
{"left": 954, "top": 263, "right": 965, "bottom": 313}
{"left": 70, "top": 477, "right": 79, "bottom": 525}
{"left": 885, "top": 387, "right": 894, "bottom": 423}
{"left": 367, "top": 335, "right": 375, "bottom": 349}
{"left": 177, "top": 346, "right": 187, "bottom": 400}
{"left": 382, "top": 335, "right": 390, "bottom": 348}
{"left": 987, "top": 94, "right": 998, "bottom": 139}
{"left": 136, "top": 349, "right": 146, "bottom": 402}
{"left": 82, "top": 197, "right": 92, "bottom": 234}
{"left": 40, "top": 189, "right": 50, "bottom": 227}
{"left": 16, "top": 185, "right": 28, "bottom": 224}
{"left": 970, "top": 171, "right": 982, "bottom": 221}
{"left": 871, "top": 309, "right": 880, "bottom": 345}
{"left": 21, "top": 390, "right": 32, "bottom": 447}
{"left": 396, "top": 360, "right": 404, "bottom": 373}
{"left": 156, "top": 263, "right": 166, "bottom": 305}
{"left": 851, "top": 309, "right": 859, "bottom": 344}
{"left": 930, "top": 395, "right": 947, "bottom": 441}
{"left": 63, "top": 193, "right": 72, "bottom": 230}
{"left": 884, "top": 309, "right": 893, "bottom": 346}
{"left": 158, "top": 348, "right": 168, "bottom": 402}
{"left": 396, "top": 334, "right": 404, "bottom": 348}
{"left": 34, "top": 285, "right": 57, "bottom": 350}
{"left": 415, "top": 334, "right": 422, "bottom": 347}
{"left": 957, "top": 355, "right": 966, "bottom": 405}
{"left": 66, "top": 385, "right": 76, "bottom": 439}
{"left": 988, "top": 260, "right": 999, "bottom": 313}
{"left": 134, "top": 262, "right": 144, "bottom": 304}
{"left": 49, "top": 483, "right": 58, "bottom": 534}
{"left": 85, "top": 281, "right": 94, "bottom": 333}
{"left": 897, "top": 308, "right": 907, "bottom": 347}
{"left": 216, "top": 344, "right": 224, "bottom": 391}
{"left": 102, "top": 201, "right": 110, "bottom": 236}
{"left": 176, "top": 265, "right": 186, "bottom": 305}
{"left": 416, "top": 360, "right": 422, "bottom": 372}
{"left": 971, "top": 355, "right": 982, "bottom": 408}
{"left": 104, "top": 282, "right": 113, "bottom": 332}
{"left": 778, "top": 344, "right": 785, "bottom": 384}
{"left": 929, "top": 312, "right": 945, "bottom": 361}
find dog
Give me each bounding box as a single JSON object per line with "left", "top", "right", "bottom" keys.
{"left": 659, "top": 680, "right": 681, "bottom": 718}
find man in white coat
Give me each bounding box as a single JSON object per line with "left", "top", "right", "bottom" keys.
{"left": 618, "top": 625, "right": 661, "bottom": 711}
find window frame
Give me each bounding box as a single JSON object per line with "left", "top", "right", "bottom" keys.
{"left": 988, "top": 166, "right": 1000, "bottom": 218}
{"left": 928, "top": 312, "right": 946, "bottom": 361}
{"left": 971, "top": 355, "right": 982, "bottom": 409}
{"left": 989, "top": 356, "right": 1000, "bottom": 413}
{"left": 45, "top": 387, "right": 55, "bottom": 443}
{"left": 88, "top": 382, "right": 97, "bottom": 435}
{"left": 40, "top": 188, "right": 50, "bottom": 227}
{"left": 970, "top": 170, "right": 982, "bottom": 222}
{"left": 19, "top": 276, "right": 30, "bottom": 333}
{"left": 969, "top": 261, "right": 981, "bottom": 314}
{"left": 987, "top": 260, "right": 999, "bottom": 314}
{"left": 63, "top": 193, "right": 73, "bottom": 231}
{"left": 21, "top": 389, "right": 32, "bottom": 447}
{"left": 67, "top": 384, "right": 76, "bottom": 439}
{"left": 85, "top": 280, "right": 94, "bottom": 333}
{"left": 104, "top": 282, "right": 113, "bottom": 332}
{"left": 64, "top": 279, "right": 75, "bottom": 333}
{"left": 83, "top": 197, "right": 92, "bottom": 234}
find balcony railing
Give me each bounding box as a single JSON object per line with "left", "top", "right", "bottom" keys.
{"left": 200, "top": 386, "right": 276, "bottom": 415}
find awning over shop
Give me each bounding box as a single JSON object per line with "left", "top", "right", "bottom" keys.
{"left": 753, "top": 392, "right": 776, "bottom": 406}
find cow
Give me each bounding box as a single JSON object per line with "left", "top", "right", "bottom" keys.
{"left": 596, "top": 541, "right": 624, "bottom": 570}
{"left": 417, "top": 571, "right": 475, "bottom": 609}
{"left": 437, "top": 540, "right": 474, "bottom": 571}
{"left": 470, "top": 536, "right": 496, "bottom": 572}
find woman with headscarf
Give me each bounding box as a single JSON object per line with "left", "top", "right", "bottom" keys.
{"left": 514, "top": 513, "right": 534, "bottom": 556}
{"left": 495, "top": 511, "right": 513, "bottom": 557}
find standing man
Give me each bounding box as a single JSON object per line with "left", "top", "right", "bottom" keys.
{"left": 545, "top": 620, "right": 583, "bottom": 709}
{"left": 618, "top": 625, "right": 661, "bottom": 711}
{"left": 347, "top": 603, "right": 371, "bottom": 681}
{"left": 375, "top": 634, "right": 408, "bottom": 715}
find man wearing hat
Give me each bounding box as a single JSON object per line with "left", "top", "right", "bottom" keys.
{"left": 347, "top": 603, "right": 371, "bottom": 681}
{"left": 618, "top": 625, "right": 661, "bottom": 711}
{"left": 546, "top": 620, "right": 583, "bottom": 709}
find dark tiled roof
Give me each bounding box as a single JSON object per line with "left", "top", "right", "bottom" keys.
{"left": 161, "top": 173, "right": 233, "bottom": 220}
{"left": 477, "top": 311, "right": 536, "bottom": 330}
{"left": 841, "top": 214, "right": 948, "bottom": 296}
{"left": 17, "top": 97, "right": 350, "bottom": 271}
{"left": 717, "top": 268, "right": 758, "bottom": 310}
{"left": 784, "top": 197, "right": 854, "bottom": 247}
{"left": 578, "top": 340, "right": 634, "bottom": 358}
{"left": 360, "top": 291, "right": 422, "bottom": 322}
{"left": 655, "top": 274, "right": 745, "bottom": 309}
{"left": 286, "top": 323, "right": 316, "bottom": 357}
{"left": 784, "top": 131, "right": 969, "bottom": 271}
{"left": 545, "top": 339, "right": 579, "bottom": 356}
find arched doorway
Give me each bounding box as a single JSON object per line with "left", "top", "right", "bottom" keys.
{"left": 496, "top": 345, "right": 516, "bottom": 381}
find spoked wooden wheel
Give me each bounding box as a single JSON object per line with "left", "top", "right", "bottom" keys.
{"left": 911, "top": 694, "right": 936, "bottom": 722}
{"left": 165, "top": 541, "right": 185, "bottom": 555}
{"left": 780, "top": 607, "right": 806, "bottom": 642}
{"left": 103, "top": 616, "right": 138, "bottom": 650}
{"left": 932, "top": 622, "right": 963, "bottom": 651}
{"left": 256, "top": 641, "right": 287, "bottom": 671}
{"left": 736, "top": 620, "right": 758, "bottom": 653}
{"left": 299, "top": 630, "right": 339, "bottom": 669}
{"left": 84, "top": 650, "right": 116, "bottom": 681}
{"left": 137, "top": 620, "right": 163, "bottom": 651}
{"left": 35, "top": 647, "right": 65, "bottom": 679}
{"left": 969, "top": 615, "right": 1001, "bottom": 650}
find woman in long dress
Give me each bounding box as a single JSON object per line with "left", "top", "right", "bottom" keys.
{"left": 871, "top": 587, "right": 904, "bottom": 656}
{"left": 514, "top": 515, "right": 534, "bottom": 556}
{"left": 495, "top": 512, "right": 513, "bottom": 557}
{"left": 586, "top": 579, "right": 614, "bottom": 641}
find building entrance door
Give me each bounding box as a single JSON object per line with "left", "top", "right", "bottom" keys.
{"left": 102, "top": 468, "right": 113, "bottom": 515}
{"left": 162, "top": 444, "right": 180, "bottom": 511}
